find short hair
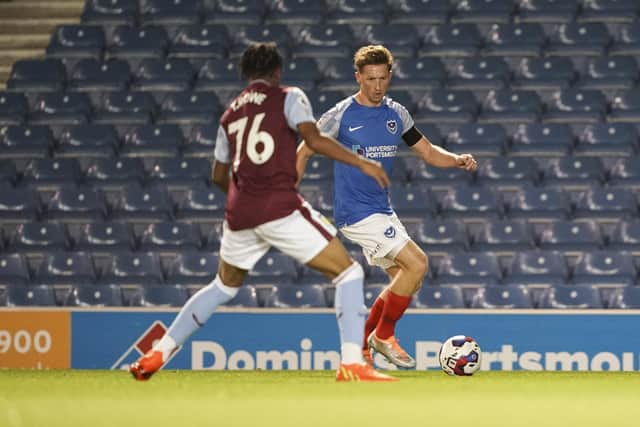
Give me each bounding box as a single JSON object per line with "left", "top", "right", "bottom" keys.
{"left": 353, "top": 45, "right": 394, "bottom": 72}
{"left": 240, "top": 42, "right": 283, "bottom": 80}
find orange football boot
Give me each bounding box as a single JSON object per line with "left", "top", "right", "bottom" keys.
{"left": 129, "top": 350, "right": 164, "bottom": 381}
{"left": 335, "top": 363, "right": 398, "bottom": 382}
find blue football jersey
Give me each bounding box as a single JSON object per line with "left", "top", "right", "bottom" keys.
{"left": 317, "top": 95, "right": 414, "bottom": 227}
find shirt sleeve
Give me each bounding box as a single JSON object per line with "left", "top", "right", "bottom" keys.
{"left": 284, "top": 87, "right": 315, "bottom": 130}
{"left": 213, "top": 125, "right": 231, "bottom": 163}
{"left": 390, "top": 100, "right": 415, "bottom": 135}
{"left": 316, "top": 107, "right": 341, "bottom": 138}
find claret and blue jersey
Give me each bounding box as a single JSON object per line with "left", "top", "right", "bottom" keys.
{"left": 318, "top": 95, "right": 415, "bottom": 228}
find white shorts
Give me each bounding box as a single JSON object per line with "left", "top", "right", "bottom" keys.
{"left": 220, "top": 201, "right": 337, "bottom": 270}
{"left": 340, "top": 213, "right": 410, "bottom": 270}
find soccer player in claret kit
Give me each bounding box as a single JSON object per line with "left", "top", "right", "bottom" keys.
{"left": 130, "top": 42, "right": 398, "bottom": 382}
{"left": 297, "top": 45, "right": 478, "bottom": 369}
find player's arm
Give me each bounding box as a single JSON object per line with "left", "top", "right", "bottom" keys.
{"left": 407, "top": 128, "right": 477, "bottom": 171}
{"left": 295, "top": 141, "right": 315, "bottom": 187}
{"left": 298, "top": 122, "right": 390, "bottom": 188}
{"left": 211, "top": 125, "right": 232, "bottom": 193}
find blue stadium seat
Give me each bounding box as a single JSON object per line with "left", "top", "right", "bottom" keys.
{"left": 298, "top": 155, "right": 333, "bottom": 183}
{"left": 46, "top": 25, "right": 106, "bottom": 59}
{"left": 204, "top": 0, "right": 266, "bottom": 26}
{"left": 517, "top": 0, "right": 579, "bottom": 23}
{"left": 480, "top": 89, "right": 542, "bottom": 124}
{"left": 306, "top": 90, "right": 348, "bottom": 118}
{"left": 436, "top": 252, "right": 502, "bottom": 286}
{"left": 85, "top": 158, "right": 145, "bottom": 189}
{"left": 166, "top": 252, "right": 218, "bottom": 286}
{"left": 389, "top": 0, "right": 451, "bottom": 25}
{"left": 227, "top": 24, "right": 291, "bottom": 59}
{"left": 175, "top": 185, "right": 225, "bottom": 222}
{"left": 0, "top": 125, "right": 52, "bottom": 161}
{"left": 358, "top": 24, "right": 419, "bottom": 58}
{"left": 413, "top": 286, "right": 465, "bottom": 309}
{"left": 538, "top": 284, "right": 603, "bottom": 309}
{"left": 29, "top": 92, "right": 91, "bottom": 126}
{"left": 610, "top": 22, "right": 640, "bottom": 56}
{"left": 9, "top": 222, "right": 70, "bottom": 254}
{"left": 608, "top": 158, "right": 640, "bottom": 190}
{"left": 415, "top": 89, "right": 477, "bottom": 124}
{"left": 224, "top": 285, "right": 259, "bottom": 308}
{"left": 363, "top": 283, "right": 385, "bottom": 308}
{"left": 503, "top": 250, "right": 569, "bottom": 286}
{"left": 412, "top": 219, "right": 469, "bottom": 255}
{"left": 608, "top": 286, "right": 640, "bottom": 309}
{"left": 168, "top": 25, "right": 228, "bottom": 59}
{"left": 56, "top": 124, "right": 119, "bottom": 158}
{"left": 0, "top": 92, "right": 28, "bottom": 125}
{"left": 390, "top": 184, "right": 436, "bottom": 219}
{"left": 82, "top": 0, "right": 138, "bottom": 25}
{"left": 157, "top": 91, "right": 219, "bottom": 124}
{"left": 100, "top": 251, "right": 164, "bottom": 286}
{"left": 140, "top": 0, "right": 201, "bottom": 25}
{"left": 68, "top": 58, "right": 131, "bottom": 92}
{"left": 280, "top": 58, "right": 321, "bottom": 92}
{"left": 445, "top": 123, "right": 507, "bottom": 157}
{"left": 45, "top": 185, "right": 108, "bottom": 223}
{"left": 0, "top": 160, "right": 17, "bottom": 185}
{"left": 132, "top": 284, "right": 188, "bottom": 307}
{"left": 66, "top": 284, "right": 123, "bottom": 306}
{"left": 264, "top": 284, "right": 327, "bottom": 308}
{"left": 571, "top": 251, "right": 636, "bottom": 287}
{"left": 316, "top": 58, "right": 357, "bottom": 92}
{"left": 607, "top": 220, "right": 640, "bottom": 253}
{"left": 121, "top": 124, "right": 182, "bottom": 158}
{"left": 327, "top": 0, "right": 385, "bottom": 24}
{"left": 575, "top": 123, "right": 637, "bottom": 157}
{"left": 21, "top": 158, "right": 83, "bottom": 190}
{"left": 410, "top": 162, "right": 473, "bottom": 189}
{"left": 510, "top": 123, "right": 573, "bottom": 157}
{"left": 476, "top": 157, "right": 540, "bottom": 189}
{"left": 248, "top": 252, "right": 299, "bottom": 282}
{"left": 543, "top": 156, "right": 605, "bottom": 190}
{"left": 484, "top": 23, "right": 546, "bottom": 57}
{"left": 0, "top": 253, "right": 31, "bottom": 286}
{"left": 34, "top": 251, "right": 97, "bottom": 286}
{"left": 439, "top": 186, "right": 502, "bottom": 220}
{"left": 470, "top": 285, "right": 533, "bottom": 309}
{"left": 578, "top": 0, "right": 639, "bottom": 24}
{"left": 419, "top": 24, "right": 482, "bottom": 58}
{"left": 547, "top": 23, "right": 611, "bottom": 57}
{"left": 537, "top": 220, "right": 603, "bottom": 253}
{"left": 108, "top": 25, "right": 169, "bottom": 59}
{"left": 132, "top": 58, "right": 194, "bottom": 92}
{"left": 506, "top": 187, "right": 570, "bottom": 222}
{"left": 204, "top": 221, "right": 224, "bottom": 250}
{"left": 148, "top": 158, "right": 211, "bottom": 188}
{"left": 608, "top": 89, "right": 640, "bottom": 123}
{"left": 543, "top": 89, "right": 607, "bottom": 124}
{"left": 512, "top": 57, "right": 576, "bottom": 91}
{"left": 74, "top": 222, "right": 134, "bottom": 254}
{"left": 195, "top": 58, "right": 243, "bottom": 93}
{"left": 0, "top": 187, "right": 40, "bottom": 223}
{"left": 449, "top": 57, "right": 511, "bottom": 91}
{"left": 6, "top": 285, "right": 56, "bottom": 307}
{"left": 573, "top": 188, "right": 637, "bottom": 222}
{"left": 7, "top": 59, "right": 66, "bottom": 92}
{"left": 471, "top": 220, "right": 535, "bottom": 253}
{"left": 266, "top": 0, "right": 326, "bottom": 25}
{"left": 139, "top": 222, "right": 203, "bottom": 253}
{"left": 390, "top": 58, "right": 446, "bottom": 91}
{"left": 93, "top": 91, "right": 155, "bottom": 125}
{"left": 576, "top": 56, "right": 637, "bottom": 92}
{"left": 111, "top": 184, "right": 173, "bottom": 222}
{"left": 183, "top": 123, "right": 217, "bottom": 158}
{"left": 451, "top": 0, "right": 514, "bottom": 24}
{"left": 293, "top": 24, "right": 354, "bottom": 59}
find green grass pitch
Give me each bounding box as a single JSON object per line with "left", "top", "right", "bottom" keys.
{"left": 0, "top": 370, "right": 638, "bottom": 427}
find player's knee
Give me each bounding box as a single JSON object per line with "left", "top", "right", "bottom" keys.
{"left": 408, "top": 251, "right": 428, "bottom": 280}
{"left": 335, "top": 261, "right": 364, "bottom": 284}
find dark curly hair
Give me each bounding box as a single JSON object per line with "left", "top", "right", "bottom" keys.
{"left": 240, "top": 42, "right": 283, "bottom": 80}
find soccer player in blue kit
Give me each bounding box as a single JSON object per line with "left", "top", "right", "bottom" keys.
{"left": 296, "top": 45, "right": 477, "bottom": 369}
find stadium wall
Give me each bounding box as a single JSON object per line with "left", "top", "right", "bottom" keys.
{"left": 2, "top": 309, "right": 640, "bottom": 372}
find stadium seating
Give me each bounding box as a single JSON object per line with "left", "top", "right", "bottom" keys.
{"left": 538, "top": 284, "right": 603, "bottom": 309}
{"left": 413, "top": 286, "right": 465, "bottom": 309}
{"left": 6, "top": 285, "right": 57, "bottom": 307}
{"left": 264, "top": 284, "right": 327, "bottom": 308}
{"left": 436, "top": 252, "right": 502, "bottom": 286}
{"left": 166, "top": 252, "right": 218, "bottom": 286}
{"left": 0, "top": 253, "right": 31, "bottom": 286}
{"left": 470, "top": 285, "right": 534, "bottom": 309}
{"left": 65, "top": 284, "right": 124, "bottom": 307}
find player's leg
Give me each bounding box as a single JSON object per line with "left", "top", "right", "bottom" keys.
{"left": 130, "top": 224, "right": 268, "bottom": 381}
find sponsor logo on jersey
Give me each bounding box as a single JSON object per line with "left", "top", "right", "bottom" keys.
{"left": 384, "top": 226, "right": 396, "bottom": 239}
{"left": 386, "top": 120, "right": 398, "bottom": 134}
{"left": 348, "top": 125, "right": 364, "bottom": 132}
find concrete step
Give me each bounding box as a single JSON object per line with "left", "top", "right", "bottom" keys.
{"left": 0, "top": 2, "right": 84, "bottom": 19}
{"left": 0, "top": 18, "right": 78, "bottom": 35}
{"left": 0, "top": 34, "right": 50, "bottom": 50}
{"left": 0, "top": 65, "right": 10, "bottom": 88}
{"left": 0, "top": 49, "right": 44, "bottom": 68}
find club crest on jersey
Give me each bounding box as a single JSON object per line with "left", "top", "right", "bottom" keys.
{"left": 351, "top": 144, "right": 365, "bottom": 156}
{"left": 384, "top": 226, "right": 396, "bottom": 239}
{"left": 386, "top": 120, "right": 398, "bottom": 134}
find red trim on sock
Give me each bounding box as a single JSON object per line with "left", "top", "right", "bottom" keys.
{"left": 364, "top": 297, "right": 385, "bottom": 350}
{"left": 376, "top": 291, "right": 412, "bottom": 340}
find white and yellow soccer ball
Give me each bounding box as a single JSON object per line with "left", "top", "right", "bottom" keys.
{"left": 439, "top": 335, "right": 482, "bottom": 376}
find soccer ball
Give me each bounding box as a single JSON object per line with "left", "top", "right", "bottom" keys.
{"left": 439, "top": 335, "right": 482, "bottom": 376}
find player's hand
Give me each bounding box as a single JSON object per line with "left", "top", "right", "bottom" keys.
{"left": 456, "top": 153, "right": 477, "bottom": 171}
{"left": 359, "top": 159, "right": 390, "bottom": 188}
